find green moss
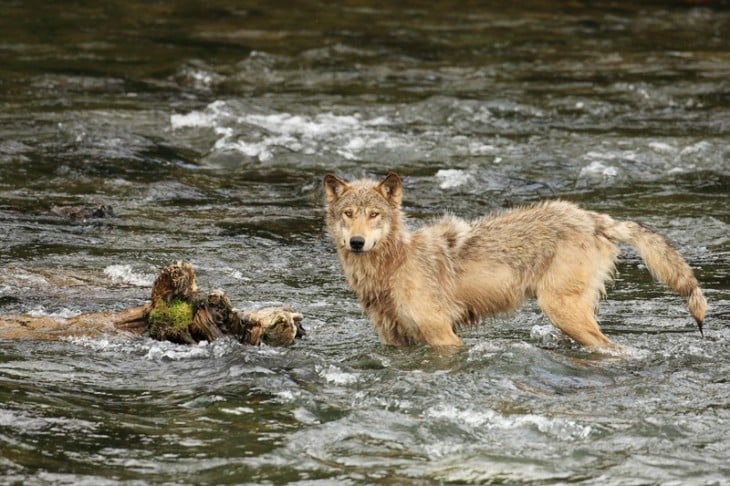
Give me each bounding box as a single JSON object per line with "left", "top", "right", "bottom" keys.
{"left": 147, "top": 298, "right": 195, "bottom": 343}
{"left": 167, "top": 299, "right": 194, "bottom": 327}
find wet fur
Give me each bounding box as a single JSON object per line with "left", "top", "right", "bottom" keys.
{"left": 324, "top": 172, "right": 707, "bottom": 348}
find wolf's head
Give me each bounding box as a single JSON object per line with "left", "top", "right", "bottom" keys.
{"left": 323, "top": 172, "right": 402, "bottom": 253}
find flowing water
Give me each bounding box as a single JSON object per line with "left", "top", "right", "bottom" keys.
{"left": 1, "top": 1, "right": 729, "bottom": 484}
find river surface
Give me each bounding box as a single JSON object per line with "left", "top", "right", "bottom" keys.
{"left": 1, "top": 1, "right": 729, "bottom": 484}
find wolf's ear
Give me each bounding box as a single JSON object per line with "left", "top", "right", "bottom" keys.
{"left": 377, "top": 172, "right": 402, "bottom": 206}
{"left": 323, "top": 173, "right": 349, "bottom": 203}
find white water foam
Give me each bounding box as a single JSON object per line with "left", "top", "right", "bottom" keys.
{"left": 648, "top": 141, "right": 676, "bottom": 154}
{"left": 103, "top": 264, "right": 154, "bottom": 287}
{"left": 435, "top": 169, "right": 474, "bottom": 189}
{"left": 170, "top": 100, "right": 229, "bottom": 129}
{"left": 317, "top": 364, "right": 361, "bottom": 385}
{"left": 529, "top": 324, "right": 564, "bottom": 348}
{"left": 579, "top": 160, "right": 618, "bottom": 178}
{"left": 0, "top": 409, "right": 97, "bottom": 434}
{"left": 145, "top": 340, "right": 213, "bottom": 361}
{"left": 28, "top": 306, "right": 80, "bottom": 318}
{"left": 424, "top": 404, "right": 592, "bottom": 441}
{"left": 221, "top": 406, "right": 255, "bottom": 415}
{"left": 170, "top": 110, "right": 215, "bottom": 129}
{"left": 170, "top": 101, "right": 407, "bottom": 162}
{"left": 242, "top": 112, "right": 361, "bottom": 136}
{"left": 66, "top": 336, "right": 213, "bottom": 359}
{"left": 65, "top": 336, "right": 142, "bottom": 352}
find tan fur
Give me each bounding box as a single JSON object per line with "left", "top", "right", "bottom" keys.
{"left": 323, "top": 172, "right": 707, "bottom": 349}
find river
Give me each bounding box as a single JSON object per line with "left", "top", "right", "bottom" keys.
{"left": 1, "top": 1, "right": 728, "bottom": 484}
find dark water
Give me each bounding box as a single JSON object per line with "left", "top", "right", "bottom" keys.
{"left": 1, "top": 1, "right": 729, "bottom": 484}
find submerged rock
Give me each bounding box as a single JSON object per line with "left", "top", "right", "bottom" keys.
{"left": 51, "top": 204, "right": 116, "bottom": 220}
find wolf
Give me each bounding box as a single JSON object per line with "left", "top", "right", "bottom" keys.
{"left": 323, "top": 172, "right": 706, "bottom": 348}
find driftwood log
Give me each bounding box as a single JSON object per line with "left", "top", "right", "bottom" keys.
{"left": 0, "top": 262, "right": 304, "bottom": 346}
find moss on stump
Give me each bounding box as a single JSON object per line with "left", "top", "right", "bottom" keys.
{"left": 148, "top": 298, "right": 196, "bottom": 344}
{"left": 145, "top": 262, "right": 304, "bottom": 346}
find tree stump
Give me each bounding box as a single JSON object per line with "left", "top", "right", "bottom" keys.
{"left": 0, "top": 262, "right": 304, "bottom": 346}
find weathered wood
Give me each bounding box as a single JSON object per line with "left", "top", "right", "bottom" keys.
{"left": 0, "top": 305, "right": 149, "bottom": 341}
{"left": 0, "top": 262, "right": 303, "bottom": 346}
{"left": 240, "top": 307, "right": 302, "bottom": 347}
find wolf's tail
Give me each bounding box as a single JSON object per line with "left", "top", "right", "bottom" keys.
{"left": 605, "top": 218, "right": 706, "bottom": 334}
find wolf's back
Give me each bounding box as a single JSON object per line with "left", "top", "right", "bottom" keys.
{"left": 604, "top": 218, "right": 706, "bottom": 333}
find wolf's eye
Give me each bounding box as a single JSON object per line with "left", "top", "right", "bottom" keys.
{"left": 369, "top": 211, "right": 380, "bottom": 219}
{"left": 343, "top": 209, "right": 353, "bottom": 218}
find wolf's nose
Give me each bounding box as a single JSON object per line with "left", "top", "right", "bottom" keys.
{"left": 349, "top": 236, "right": 365, "bottom": 251}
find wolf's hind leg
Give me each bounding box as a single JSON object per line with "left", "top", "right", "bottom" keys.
{"left": 537, "top": 292, "right": 613, "bottom": 347}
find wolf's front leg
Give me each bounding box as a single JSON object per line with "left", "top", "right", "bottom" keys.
{"left": 423, "top": 328, "right": 463, "bottom": 347}
{"left": 394, "top": 286, "right": 464, "bottom": 347}
{"left": 414, "top": 313, "right": 463, "bottom": 347}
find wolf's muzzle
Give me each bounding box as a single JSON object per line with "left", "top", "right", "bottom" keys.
{"left": 349, "top": 236, "right": 366, "bottom": 251}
